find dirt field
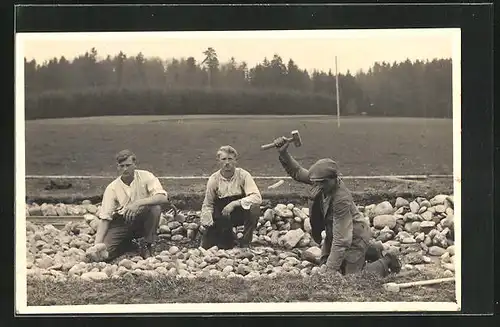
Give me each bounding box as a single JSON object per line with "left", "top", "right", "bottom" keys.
{"left": 26, "top": 176, "right": 454, "bottom": 208}
{"left": 25, "top": 115, "right": 453, "bottom": 177}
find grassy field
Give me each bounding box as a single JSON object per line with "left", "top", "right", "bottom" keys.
{"left": 24, "top": 115, "right": 454, "bottom": 203}
{"left": 27, "top": 268, "right": 456, "bottom": 305}
{"left": 25, "top": 115, "right": 453, "bottom": 177}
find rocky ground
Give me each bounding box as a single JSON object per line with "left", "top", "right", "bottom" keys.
{"left": 25, "top": 193, "right": 457, "bottom": 304}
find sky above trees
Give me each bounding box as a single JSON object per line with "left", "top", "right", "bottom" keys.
{"left": 19, "top": 29, "right": 457, "bottom": 75}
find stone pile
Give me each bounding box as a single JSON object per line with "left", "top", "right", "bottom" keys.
{"left": 26, "top": 200, "right": 98, "bottom": 217}
{"left": 362, "top": 194, "right": 455, "bottom": 271}
{"left": 25, "top": 194, "right": 456, "bottom": 281}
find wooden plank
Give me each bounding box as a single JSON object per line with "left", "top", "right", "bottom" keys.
{"left": 377, "top": 177, "right": 424, "bottom": 184}
{"left": 26, "top": 215, "right": 85, "bottom": 226}
{"left": 398, "top": 277, "right": 455, "bottom": 288}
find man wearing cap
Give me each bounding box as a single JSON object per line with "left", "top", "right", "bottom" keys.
{"left": 272, "top": 136, "right": 400, "bottom": 276}
{"left": 94, "top": 149, "right": 170, "bottom": 262}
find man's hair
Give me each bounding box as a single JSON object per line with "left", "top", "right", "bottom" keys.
{"left": 116, "top": 149, "right": 136, "bottom": 164}
{"left": 216, "top": 145, "right": 238, "bottom": 159}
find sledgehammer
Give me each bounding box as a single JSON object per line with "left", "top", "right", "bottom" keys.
{"left": 261, "top": 130, "right": 302, "bottom": 150}
{"left": 383, "top": 277, "right": 455, "bottom": 293}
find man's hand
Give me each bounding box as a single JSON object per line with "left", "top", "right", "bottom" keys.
{"left": 123, "top": 202, "right": 144, "bottom": 223}
{"left": 200, "top": 211, "right": 214, "bottom": 228}
{"left": 221, "top": 200, "right": 239, "bottom": 217}
{"left": 273, "top": 136, "right": 291, "bottom": 153}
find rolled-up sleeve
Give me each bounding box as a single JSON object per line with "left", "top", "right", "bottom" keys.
{"left": 279, "top": 152, "right": 312, "bottom": 185}
{"left": 146, "top": 175, "right": 168, "bottom": 197}
{"left": 98, "top": 185, "right": 117, "bottom": 221}
{"left": 201, "top": 176, "right": 217, "bottom": 225}
{"left": 240, "top": 171, "right": 262, "bottom": 210}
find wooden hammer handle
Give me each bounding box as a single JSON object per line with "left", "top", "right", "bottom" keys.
{"left": 397, "top": 277, "right": 455, "bottom": 288}
{"left": 261, "top": 137, "right": 292, "bottom": 150}
{"left": 261, "top": 142, "right": 278, "bottom": 150}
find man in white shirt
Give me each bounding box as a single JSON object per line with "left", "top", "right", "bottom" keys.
{"left": 94, "top": 149, "right": 170, "bottom": 262}
{"left": 200, "top": 145, "right": 262, "bottom": 250}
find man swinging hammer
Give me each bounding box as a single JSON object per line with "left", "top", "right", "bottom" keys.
{"left": 272, "top": 136, "right": 401, "bottom": 276}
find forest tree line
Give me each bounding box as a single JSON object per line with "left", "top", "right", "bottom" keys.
{"left": 24, "top": 47, "right": 453, "bottom": 119}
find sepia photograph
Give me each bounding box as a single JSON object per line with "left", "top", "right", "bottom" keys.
{"left": 15, "top": 28, "right": 461, "bottom": 313}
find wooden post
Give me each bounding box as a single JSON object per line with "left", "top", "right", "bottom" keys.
{"left": 335, "top": 56, "right": 340, "bottom": 128}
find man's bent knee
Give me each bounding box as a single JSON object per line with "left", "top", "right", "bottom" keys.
{"left": 148, "top": 205, "right": 162, "bottom": 217}
{"left": 135, "top": 205, "right": 161, "bottom": 223}
{"left": 332, "top": 238, "right": 352, "bottom": 250}
{"left": 249, "top": 203, "right": 260, "bottom": 214}
{"left": 248, "top": 204, "right": 260, "bottom": 222}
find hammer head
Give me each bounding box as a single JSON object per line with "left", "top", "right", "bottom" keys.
{"left": 290, "top": 130, "right": 302, "bottom": 147}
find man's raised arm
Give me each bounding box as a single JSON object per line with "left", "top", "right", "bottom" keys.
{"left": 275, "top": 136, "right": 312, "bottom": 185}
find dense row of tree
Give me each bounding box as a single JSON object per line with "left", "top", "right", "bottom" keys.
{"left": 24, "top": 47, "right": 453, "bottom": 119}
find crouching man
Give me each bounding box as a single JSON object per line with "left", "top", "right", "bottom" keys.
{"left": 272, "top": 136, "right": 401, "bottom": 277}
{"left": 94, "top": 149, "right": 170, "bottom": 262}
{"left": 200, "top": 145, "right": 262, "bottom": 250}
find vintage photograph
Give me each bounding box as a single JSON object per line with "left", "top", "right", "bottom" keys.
{"left": 16, "top": 28, "right": 461, "bottom": 313}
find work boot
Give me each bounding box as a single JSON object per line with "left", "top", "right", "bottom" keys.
{"left": 125, "top": 239, "right": 140, "bottom": 252}
{"left": 365, "top": 241, "right": 384, "bottom": 262}
{"left": 235, "top": 244, "right": 257, "bottom": 259}
{"left": 246, "top": 245, "right": 265, "bottom": 255}
{"left": 384, "top": 252, "right": 402, "bottom": 274}
{"left": 140, "top": 243, "right": 155, "bottom": 259}
{"left": 136, "top": 238, "right": 156, "bottom": 259}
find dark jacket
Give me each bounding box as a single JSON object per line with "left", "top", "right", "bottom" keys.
{"left": 279, "top": 151, "right": 362, "bottom": 244}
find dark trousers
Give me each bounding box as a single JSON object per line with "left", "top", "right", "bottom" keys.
{"left": 321, "top": 218, "right": 391, "bottom": 277}
{"left": 102, "top": 205, "right": 161, "bottom": 262}
{"left": 200, "top": 195, "right": 260, "bottom": 250}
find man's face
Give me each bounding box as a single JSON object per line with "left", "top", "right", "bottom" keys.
{"left": 313, "top": 178, "right": 337, "bottom": 194}
{"left": 117, "top": 156, "right": 136, "bottom": 178}
{"left": 218, "top": 151, "right": 237, "bottom": 174}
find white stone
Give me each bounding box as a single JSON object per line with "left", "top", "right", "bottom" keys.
{"left": 81, "top": 271, "right": 108, "bottom": 281}
{"left": 373, "top": 215, "right": 396, "bottom": 229}
{"left": 373, "top": 201, "right": 394, "bottom": 216}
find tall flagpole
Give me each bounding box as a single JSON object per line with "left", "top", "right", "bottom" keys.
{"left": 335, "top": 56, "right": 340, "bottom": 128}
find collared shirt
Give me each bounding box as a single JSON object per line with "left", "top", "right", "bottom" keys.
{"left": 98, "top": 169, "right": 168, "bottom": 220}
{"left": 201, "top": 168, "right": 262, "bottom": 216}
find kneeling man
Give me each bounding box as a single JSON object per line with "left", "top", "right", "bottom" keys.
{"left": 272, "top": 137, "right": 401, "bottom": 277}
{"left": 94, "top": 149, "right": 170, "bottom": 261}
{"left": 200, "top": 145, "right": 262, "bottom": 250}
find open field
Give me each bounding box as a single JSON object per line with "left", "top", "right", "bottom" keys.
{"left": 25, "top": 115, "right": 453, "bottom": 177}
{"left": 24, "top": 115, "right": 454, "bottom": 203}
